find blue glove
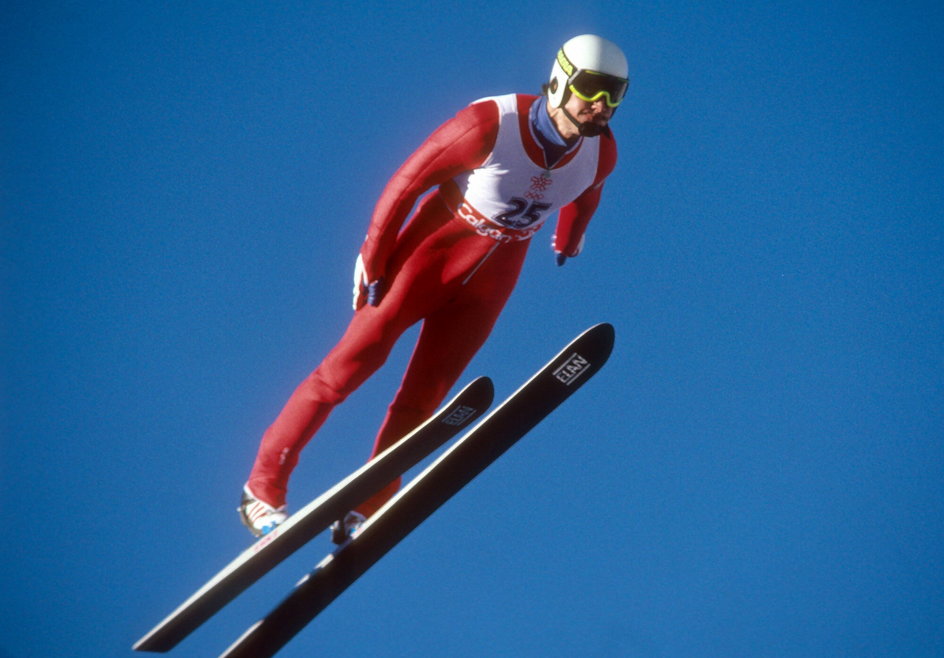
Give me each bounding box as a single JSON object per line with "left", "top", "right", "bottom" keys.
{"left": 353, "top": 254, "right": 385, "bottom": 309}
{"left": 553, "top": 234, "right": 585, "bottom": 267}
{"left": 366, "top": 279, "right": 385, "bottom": 306}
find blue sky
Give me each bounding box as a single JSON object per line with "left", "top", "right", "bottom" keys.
{"left": 3, "top": 2, "right": 942, "bottom": 657}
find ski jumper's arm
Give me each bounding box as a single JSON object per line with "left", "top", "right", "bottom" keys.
{"left": 359, "top": 101, "right": 500, "bottom": 282}
{"left": 552, "top": 130, "right": 618, "bottom": 258}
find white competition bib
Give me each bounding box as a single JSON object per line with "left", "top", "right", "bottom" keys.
{"left": 445, "top": 94, "right": 599, "bottom": 242}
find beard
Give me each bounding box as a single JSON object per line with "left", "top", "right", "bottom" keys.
{"left": 562, "top": 105, "right": 609, "bottom": 138}
{"left": 577, "top": 121, "right": 605, "bottom": 137}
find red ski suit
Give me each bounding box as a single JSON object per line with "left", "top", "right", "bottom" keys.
{"left": 248, "top": 94, "right": 617, "bottom": 516}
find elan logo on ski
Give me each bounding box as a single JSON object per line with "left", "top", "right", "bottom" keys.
{"left": 442, "top": 405, "right": 477, "bottom": 426}
{"left": 552, "top": 352, "right": 591, "bottom": 386}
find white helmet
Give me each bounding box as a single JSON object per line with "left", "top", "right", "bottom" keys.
{"left": 546, "top": 34, "right": 629, "bottom": 110}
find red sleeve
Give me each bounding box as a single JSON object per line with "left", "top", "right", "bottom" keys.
{"left": 552, "top": 130, "right": 618, "bottom": 257}
{"left": 359, "top": 100, "right": 499, "bottom": 281}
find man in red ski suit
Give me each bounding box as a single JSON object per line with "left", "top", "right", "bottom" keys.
{"left": 240, "top": 35, "right": 630, "bottom": 539}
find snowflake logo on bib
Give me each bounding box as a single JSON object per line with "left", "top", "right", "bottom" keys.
{"left": 525, "top": 173, "right": 553, "bottom": 201}
{"left": 530, "top": 174, "right": 552, "bottom": 192}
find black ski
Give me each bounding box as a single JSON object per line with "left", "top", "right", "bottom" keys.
{"left": 133, "top": 376, "right": 494, "bottom": 653}
{"left": 221, "top": 323, "right": 615, "bottom": 657}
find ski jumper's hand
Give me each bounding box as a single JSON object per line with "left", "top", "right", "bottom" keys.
{"left": 553, "top": 234, "right": 586, "bottom": 266}
{"left": 352, "top": 254, "right": 385, "bottom": 310}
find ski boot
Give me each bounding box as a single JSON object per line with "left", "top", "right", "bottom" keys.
{"left": 330, "top": 511, "right": 366, "bottom": 545}
{"left": 238, "top": 484, "right": 288, "bottom": 538}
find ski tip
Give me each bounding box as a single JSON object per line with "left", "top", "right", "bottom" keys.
{"left": 591, "top": 321, "right": 615, "bottom": 339}
{"left": 584, "top": 322, "right": 616, "bottom": 353}
{"left": 461, "top": 375, "right": 495, "bottom": 406}
{"left": 468, "top": 374, "right": 494, "bottom": 389}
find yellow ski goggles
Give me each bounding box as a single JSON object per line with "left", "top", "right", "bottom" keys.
{"left": 568, "top": 69, "right": 629, "bottom": 108}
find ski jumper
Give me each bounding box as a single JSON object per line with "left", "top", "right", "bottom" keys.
{"left": 247, "top": 93, "right": 618, "bottom": 516}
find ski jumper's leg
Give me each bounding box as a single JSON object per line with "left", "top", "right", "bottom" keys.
{"left": 355, "top": 233, "right": 530, "bottom": 517}
{"left": 246, "top": 194, "right": 458, "bottom": 507}
{"left": 246, "top": 300, "right": 417, "bottom": 506}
